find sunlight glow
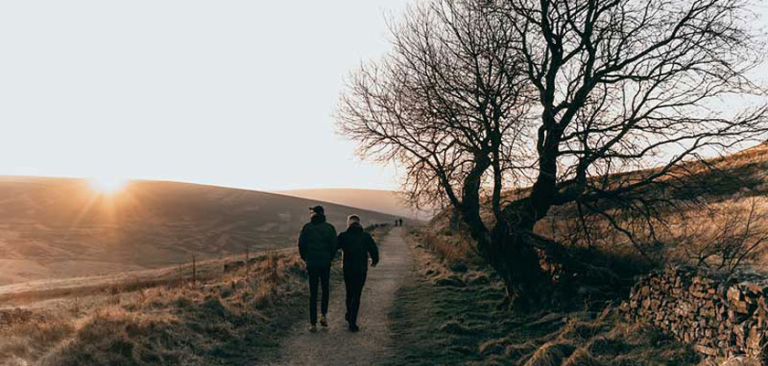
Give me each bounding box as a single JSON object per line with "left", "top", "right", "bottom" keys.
{"left": 88, "top": 176, "right": 127, "bottom": 194}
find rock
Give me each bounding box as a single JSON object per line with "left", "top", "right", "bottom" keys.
{"left": 693, "top": 344, "right": 718, "bottom": 357}
{"left": 622, "top": 267, "right": 768, "bottom": 359}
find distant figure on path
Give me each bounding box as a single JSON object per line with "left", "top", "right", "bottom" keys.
{"left": 298, "top": 205, "right": 338, "bottom": 332}
{"left": 337, "top": 214, "right": 379, "bottom": 332}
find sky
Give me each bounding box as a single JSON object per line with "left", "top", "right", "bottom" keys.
{"left": 2, "top": 2, "right": 768, "bottom": 193}
{"left": 0, "top": 0, "right": 411, "bottom": 191}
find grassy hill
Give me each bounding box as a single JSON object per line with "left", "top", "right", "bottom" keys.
{"left": 0, "top": 225, "right": 391, "bottom": 366}
{"left": 0, "top": 177, "right": 396, "bottom": 285}
{"left": 277, "top": 188, "right": 433, "bottom": 221}
{"left": 381, "top": 142, "right": 768, "bottom": 366}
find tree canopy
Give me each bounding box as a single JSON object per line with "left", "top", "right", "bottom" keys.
{"left": 338, "top": 0, "right": 768, "bottom": 309}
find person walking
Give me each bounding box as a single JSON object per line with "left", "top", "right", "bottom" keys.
{"left": 298, "top": 205, "right": 338, "bottom": 332}
{"left": 337, "top": 214, "right": 379, "bottom": 332}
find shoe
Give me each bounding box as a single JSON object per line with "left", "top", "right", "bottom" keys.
{"left": 349, "top": 324, "right": 360, "bottom": 332}
{"left": 320, "top": 315, "right": 328, "bottom": 327}
{"left": 309, "top": 324, "right": 318, "bottom": 332}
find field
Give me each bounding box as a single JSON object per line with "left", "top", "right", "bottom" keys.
{"left": 0, "top": 250, "right": 309, "bottom": 366}
{"left": 0, "top": 225, "right": 393, "bottom": 366}
{"left": 0, "top": 177, "right": 396, "bottom": 285}
{"left": 1, "top": 142, "right": 767, "bottom": 365}
{"left": 277, "top": 188, "right": 432, "bottom": 220}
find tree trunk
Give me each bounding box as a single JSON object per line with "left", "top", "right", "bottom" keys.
{"left": 487, "top": 214, "right": 549, "bottom": 311}
{"left": 484, "top": 125, "right": 560, "bottom": 310}
{"left": 458, "top": 197, "right": 552, "bottom": 311}
{"left": 449, "top": 208, "right": 461, "bottom": 231}
{"left": 456, "top": 152, "right": 554, "bottom": 311}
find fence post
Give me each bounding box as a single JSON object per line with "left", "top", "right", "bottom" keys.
{"left": 192, "top": 255, "right": 197, "bottom": 285}
{"left": 245, "top": 244, "right": 250, "bottom": 279}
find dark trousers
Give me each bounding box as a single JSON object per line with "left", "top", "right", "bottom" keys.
{"left": 344, "top": 270, "right": 367, "bottom": 326}
{"left": 307, "top": 265, "right": 330, "bottom": 325}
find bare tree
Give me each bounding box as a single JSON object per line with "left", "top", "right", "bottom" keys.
{"left": 338, "top": 0, "right": 768, "bottom": 309}
{"left": 496, "top": 0, "right": 767, "bottom": 306}
{"left": 338, "top": 0, "right": 533, "bottom": 241}
{"left": 674, "top": 198, "right": 768, "bottom": 273}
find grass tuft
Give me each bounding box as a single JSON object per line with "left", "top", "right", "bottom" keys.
{"left": 1, "top": 252, "right": 308, "bottom": 366}
{"left": 522, "top": 342, "right": 577, "bottom": 366}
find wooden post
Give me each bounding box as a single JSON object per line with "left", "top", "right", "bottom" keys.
{"left": 245, "top": 244, "right": 250, "bottom": 278}
{"left": 192, "top": 255, "right": 197, "bottom": 285}
{"left": 178, "top": 262, "right": 183, "bottom": 286}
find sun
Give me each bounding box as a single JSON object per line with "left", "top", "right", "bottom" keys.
{"left": 88, "top": 176, "right": 128, "bottom": 194}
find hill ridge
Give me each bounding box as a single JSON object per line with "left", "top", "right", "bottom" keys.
{"left": 0, "top": 176, "right": 397, "bottom": 285}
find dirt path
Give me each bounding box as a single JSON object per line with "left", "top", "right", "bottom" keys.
{"left": 261, "top": 227, "right": 411, "bottom": 366}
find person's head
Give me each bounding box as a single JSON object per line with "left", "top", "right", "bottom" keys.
{"left": 347, "top": 214, "right": 360, "bottom": 228}
{"left": 309, "top": 205, "right": 324, "bottom": 218}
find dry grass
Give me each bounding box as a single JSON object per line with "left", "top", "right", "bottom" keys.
{"left": 0, "top": 251, "right": 307, "bottom": 366}
{"left": 392, "top": 225, "right": 768, "bottom": 365}
{"left": 0, "top": 225, "right": 393, "bottom": 366}
{"left": 384, "top": 228, "right": 704, "bottom": 366}
{"left": 407, "top": 226, "right": 482, "bottom": 270}
{"left": 386, "top": 144, "right": 768, "bottom": 365}
{"left": 0, "top": 317, "right": 75, "bottom": 366}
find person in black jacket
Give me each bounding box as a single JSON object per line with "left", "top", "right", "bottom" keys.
{"left": 298, "top": 205, "right": 338, "bottom": 332}
{"left": 337, "top": 214, "right": 379, "bottom": 332}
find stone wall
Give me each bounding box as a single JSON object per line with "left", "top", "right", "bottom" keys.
{"left": 620, "top": 267, "right": 768, "bottom": 360}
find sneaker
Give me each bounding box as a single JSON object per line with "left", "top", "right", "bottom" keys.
{"left": 349, "top": 324, "right": 360, "bottom": 332}
{"left": 320, "top": 315, "right": 328, "bottom": 327}
{"left": 309, "top": 324, "right": 318, "bottom": 332}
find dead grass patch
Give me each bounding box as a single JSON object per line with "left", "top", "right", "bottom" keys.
{"left": 0, "top": 252, "right": 307, "bottom": 366}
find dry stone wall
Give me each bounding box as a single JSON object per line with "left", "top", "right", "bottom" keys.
{"left": 620, "top": 267, "right": 768, "bottom": 360}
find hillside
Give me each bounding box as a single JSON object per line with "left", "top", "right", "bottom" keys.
{"left": 277, "top": 188, "right": 432, "bottom": 220}
{"left": 0, "top": 226, "right": 393, "bottom": 366}
{"left": 428, "top": 142, "right": 768, "bottom": 253}
{"left": 0, "top": 177, "right": 397, "bottom": 285}
{"left": 380, "top": 144, "right": 768, "bottom": 366}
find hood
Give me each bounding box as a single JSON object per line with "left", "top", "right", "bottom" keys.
{"left": 347, "top": 222, "right": 364, "bottom": 233}
{"left": 311, "top": 214, "right": 327, "bottom": 224}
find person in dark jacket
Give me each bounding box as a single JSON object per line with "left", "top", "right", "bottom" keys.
{"left": 337, "top": 214, "right": 379, "bottom": 332}
{"left": 298, "top": 205, "right": 338, "bottom": 332}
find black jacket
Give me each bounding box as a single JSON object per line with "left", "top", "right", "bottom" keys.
{"left": 337, "top": 222, "right": 379, "bottom": 272}
{"left": 298, "top": 214, "right": 338, "bottom": 268}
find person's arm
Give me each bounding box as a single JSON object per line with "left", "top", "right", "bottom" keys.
{"left": 327, "top": 225, "right": 338, "bottom": 261}
{"left": 336, "top": 233, "right": 344, "bottom": 268}
{"left": 366, "top": 233, "right": 380, "bottom": 267}
{"left": 298, "top": 226, "right": 308, "bottom": 262}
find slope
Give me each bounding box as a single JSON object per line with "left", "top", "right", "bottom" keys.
{"left": 0, "top": 177, "right": 397, "bottom": 285}
{"left": 277, "top": 188, "right": 432, "bottom": 220}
